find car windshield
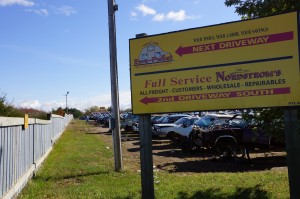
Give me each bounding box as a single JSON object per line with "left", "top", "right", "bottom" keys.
{"left": 151, "top": 116, "right": 161, "bottom": 121}
{"left": 195, "top": 115, "right": 242, "bottom": 127}
{"left": 227, "top": 118, "right": 247, "bottom": 128}
{"left": 192, "top": 118, "right": 200, "bottom": 124}
{"left": 195, "top": 116, "right": 215, "bottom": 127}
{"left": 174, "top": 117, "right": 199, "bottom": 126}
{"left": 211, "top": 117, "right": 246, "bottom": 128}
{"left": 157, "top": 116, "right": 166, "bottom": 122}
{"left": 174, "top": 117, "right": 187, "bottom": 125}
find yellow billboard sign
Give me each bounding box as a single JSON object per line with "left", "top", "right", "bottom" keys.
{"left": 129, "top": 12, "right": 300, "bottom": 114}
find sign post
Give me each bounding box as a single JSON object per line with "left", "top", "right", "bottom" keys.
{"left": 135, "top": 33, "right": 155, "bottom": 199}
{"left": 284, "top": 108, "right": 300, "bottom": 199}
{"left": 139, "top": 114, "right": 154, "bottom": 199}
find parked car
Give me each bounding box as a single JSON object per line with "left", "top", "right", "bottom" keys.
{"left": 96, "top": 112, "right": 112, "bottom": 127}
{"left": 151, "top": 115, "right": 163, "bottom": 125}
{"left": 160, "top": 114, "right": 190, "bottom": 124}
{"left": 185, "top": 114, "right": 285, "bottom": 158}
{"left": 152, "top": 115, "right": 196, "bottom": 139}
{"left": 176, "top": 114, "right": 238, "bottom": 150}
{"left": 153, "top": 115, "right": 167, "bottom": 124}
{"left": 132, "top": 115, "right": 165, "bottom": 133}
{"left": 120, "top": 112, "right": 139, "bottom": 131}
{"left": 132, "top": 121, "right": 139, "bottom": 132}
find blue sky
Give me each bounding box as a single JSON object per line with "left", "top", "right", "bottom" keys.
{"left": 0, "top": 0, "right": 240, "bottom": 112}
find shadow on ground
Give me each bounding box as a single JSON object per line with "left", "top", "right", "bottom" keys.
{"left": 33, "top": 171, "right": 109, "bottom": 182}
{"left": 87, "top": 126, "right": 287, "bottom": 173}
{"left": 156, "top": 155, "right": 287, "bottom": 173}
{"left": 174, "top": 185, "right": 270, "bottom": 199}
{"left": 114, "top": 185, "right": 270, "bottom": 199}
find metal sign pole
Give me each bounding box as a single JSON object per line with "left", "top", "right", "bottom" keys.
{"left": 139, "top": 114, "right": 155, "bottom": 199}
{"left": 284, "top": 108, "right": 300, "bottom": 199}
{"left": 135, "top": 33, "right": 154, "bottom": 199}
{"left": 107, "top": 0, "right": 122, "bottom": 171}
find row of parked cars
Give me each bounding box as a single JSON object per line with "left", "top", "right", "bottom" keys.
{"left": 85, "top": 112, "right": 112, "bottom": 127}
{"left": 86, "top": 112, "right": 139, "bottom": 130}
{"left": 134, "top": 112, "right": 285, "bottom": 159}
{"left": 88, "top": 111, "right": 284, "bottom": 159}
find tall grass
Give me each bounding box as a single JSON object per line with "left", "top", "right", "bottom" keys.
{"left": 18, "top": 120, "right": 289, "bottom": 199}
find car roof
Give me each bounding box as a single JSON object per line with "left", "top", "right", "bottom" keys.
{"left": 204, "top": 114, "right": 241, "bottom": 118}
{"left": 167, "top": 114, "right": 190, "bottom": 117}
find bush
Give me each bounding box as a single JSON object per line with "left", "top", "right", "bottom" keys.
{"left": 0, "top": 94, "right": 23, "bottom": 117}
{"left": 0, "top": 93, "right": 48, "bottom": 119}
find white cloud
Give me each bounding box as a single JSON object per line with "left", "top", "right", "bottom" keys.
{"left": 17, "top": 91, "right": 132, "bottom": 112}
{"left": 76, "top": 91, "right": 132, "bottom": 111}
{"left": 19, "top": 100, "right": 41, "bottom": 110}
{"left": 152, "top": 13, "right": 164, "bottom": 21}
{"left": 54, "top": 5, "right": 77, "bottom": 16}
{"left": 25, "top": 8, "right": 49, "bottom": 16}
{"left": 0, "top": 0, "right": 34, "bottom": 7}
{"left": 18, "top": 99, "right": 64, "bottom": 112}
{"left": 135, "top": 4, "right": 156, "bottom": 16}
{"left": 131, "top": 11, "right": 137, "bottom": 17}
{"left": 133, "top": 4, "right": 200, "bottom": 22}
{"left": 153, "top": 10, "right": 200, "bottom": 22}
{"left": 130, "top": 11, "right": 138, "bottom": 20}
{"left": 166, "top": 10, "right": 186, "bottom": 21}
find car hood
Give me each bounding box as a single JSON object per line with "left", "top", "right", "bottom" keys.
{"left": 154, "top": 123, "right": 177, "bottom": 128}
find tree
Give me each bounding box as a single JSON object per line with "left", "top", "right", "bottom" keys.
{"left": 242, "top": 108, "right": 285, "bottom": 141}
{"left": 52, "top": 107, "right": 65, "bottom": 116}
{"left": 84, "top": 106, "right": 100, "bottom": 115}
{"left": 18, "top": 108, "right": 48, "bottom": 120}
{"left": 225, "top": 0, "right": 300, "bottom": 19}
{"left": 0, "top": 93, "right": 23, "bottom": 117}
{"left": 107, "top": 106, "right": 112, "bottom": 112}
{"left": 224, "top": 0, "right": 300, "bottom": 140}
{"left": 65, "top": 108, "right": 83, "bottom": 119}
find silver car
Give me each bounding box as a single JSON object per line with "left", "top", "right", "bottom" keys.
{"left": 152, "top": 116, "right": 199, "bottom": 139}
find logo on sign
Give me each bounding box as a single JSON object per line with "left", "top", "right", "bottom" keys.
{"left": 134, "top": 42, "right": 173, "bottom": 66}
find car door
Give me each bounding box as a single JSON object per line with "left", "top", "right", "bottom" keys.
{"left": 173, "top": 118, "right": 194, "bottom": 137}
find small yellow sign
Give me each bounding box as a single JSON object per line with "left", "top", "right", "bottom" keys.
{"left": 129, "top": 12, "right": 300, "bottom": 114}
{"left": 24, "top": 114, "right": 29, "bottom": 129}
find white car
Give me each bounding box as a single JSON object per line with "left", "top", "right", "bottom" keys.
{"left": 152, "top": 116, "right": 200, "bottom": 140}
{"left": 120, "top": 112, "right": 139, "bottom": 131}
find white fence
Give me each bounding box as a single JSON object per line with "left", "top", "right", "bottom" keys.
{"left": 0, "top": 114, "right": 73, "bottom": 199}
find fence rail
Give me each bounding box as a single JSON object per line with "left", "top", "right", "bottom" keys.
{"left": 0, "top": 114, "right": 73, "bottom": 199}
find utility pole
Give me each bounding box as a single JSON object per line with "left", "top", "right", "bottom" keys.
{"left": 65, "top": 91, "right": 69, "bottom": 114}
{"left": 107, "top": 0, "right": 122, "bottom": 171}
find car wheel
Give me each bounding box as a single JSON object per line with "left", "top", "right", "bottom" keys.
{"left": 234, "top": 147, "right": 247, "bottom": 158}
{"left": 180, "top": 137, "right": 194, "bottom": 152}
{"left": 168, "top": 132, "right": 180, "bottom": 146}
{"left": 125, "top": 125, "right": 131, "bottom": 132}
{"left": 215, "top": 139, "right": 237, "bottom": 159}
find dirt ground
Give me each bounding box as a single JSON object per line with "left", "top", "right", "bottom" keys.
{"left": 94, "top": 125, "right": 287, "bottom": 173}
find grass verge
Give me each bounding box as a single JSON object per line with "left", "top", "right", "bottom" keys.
{"left": 18, "top": 120, "right": 289, "bottom": 199}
